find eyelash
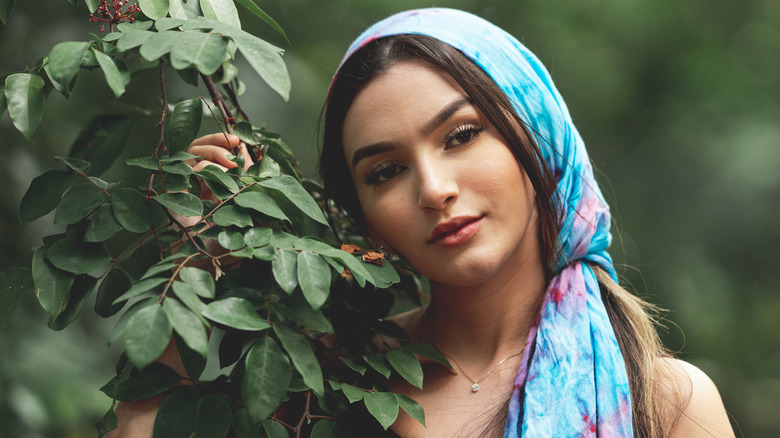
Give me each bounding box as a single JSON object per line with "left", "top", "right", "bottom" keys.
{"left": 365, "top": 160, "right": 405, "bottom": 184}
{"left": 444, "top": 122, "right": 485, "bottom": 149}
{"left": 363, "top": 121, "right": 486, "bottom": 185}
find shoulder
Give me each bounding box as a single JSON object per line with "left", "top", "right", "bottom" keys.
{"left": 659, "top": 358, "right": 734, "bottom": 437}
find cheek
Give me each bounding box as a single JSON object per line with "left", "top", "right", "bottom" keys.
{"left": 357, "top": 187, "right": 415, "bottom": 246}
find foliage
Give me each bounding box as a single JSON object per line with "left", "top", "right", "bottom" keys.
{"left": 0, "top": 1, "right": 437, "bottom": 436}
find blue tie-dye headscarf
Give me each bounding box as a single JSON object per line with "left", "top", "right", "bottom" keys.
{"left": 336, "top": 8, "right": 634, "bottom": 437}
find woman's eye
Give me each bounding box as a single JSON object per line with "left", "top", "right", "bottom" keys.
{"left": 445, "top": 123, "right": 484, "bottom": 149}
{"left": 365, "top": 161, "right": 405, "bottom": 184}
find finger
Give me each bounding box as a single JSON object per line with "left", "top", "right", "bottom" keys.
{"left": 189, "top": 133, "right": 241, "bottom": 150}
{"left": 187, "top": 145, "right": 240, "bottom": 169}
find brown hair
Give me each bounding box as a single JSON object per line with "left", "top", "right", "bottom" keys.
{"left": 321, "top": 34, "right": 670, "bottom": 437}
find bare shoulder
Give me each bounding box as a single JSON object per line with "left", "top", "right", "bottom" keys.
{"left": 660, "top": 358, "right": 735, "bottom": 437}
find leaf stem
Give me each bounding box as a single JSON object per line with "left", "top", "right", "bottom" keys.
{"left": 295, "top": 390, "right": 312, "bottom": 438}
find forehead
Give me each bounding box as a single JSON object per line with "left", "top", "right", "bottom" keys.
{"left": 341, "top": 61, "right": 469, "bottom": 160}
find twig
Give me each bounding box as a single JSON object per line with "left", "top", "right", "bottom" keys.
{"left": 222, "top": 83, "right": 250, "bottom": 122}
{"left": 295, "top": 390, "right": 312, "bottom": 438}
{"left": 147, "top": 60, "right": 168, "bottom": 196}
{"left": 201, "top": 73, "right": 235, "bottom": 137}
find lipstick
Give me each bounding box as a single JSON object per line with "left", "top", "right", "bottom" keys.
{"left": 428, "top": 215, "right": 483, "bottom": 248}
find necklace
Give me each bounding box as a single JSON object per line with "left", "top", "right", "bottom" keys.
{"left": 423, "top": 317, "right": 523, "bottom": 392}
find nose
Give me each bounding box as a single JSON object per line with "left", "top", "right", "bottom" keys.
{"left": 417, "top": 157, "right": 458, "bottom": 211}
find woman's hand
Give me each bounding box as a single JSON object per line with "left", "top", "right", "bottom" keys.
{"left": 185, "top": 133, "right": 255, "bottom": 173}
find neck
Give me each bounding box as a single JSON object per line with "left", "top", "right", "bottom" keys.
{"left": 425, "top": 250, "right": 547, "bottom": 369}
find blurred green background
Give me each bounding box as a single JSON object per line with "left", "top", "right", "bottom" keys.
{"left": 1, "top": 0, "right": 778, "bottom": 436}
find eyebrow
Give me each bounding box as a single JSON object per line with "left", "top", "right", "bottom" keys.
{"left": 350, "top": 97, "right": 473, "bottom": 169}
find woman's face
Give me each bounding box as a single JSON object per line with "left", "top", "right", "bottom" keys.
{"left": 341, "top": 61, "right": 540, "bottom": 287}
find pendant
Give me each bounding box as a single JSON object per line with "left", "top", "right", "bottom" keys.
{"left": 471, "top": 383, "right": 479, "bottom": 392}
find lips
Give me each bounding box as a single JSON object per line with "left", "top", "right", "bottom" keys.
{"left": 428, "top": 215, "right": 483, "bottom": 246}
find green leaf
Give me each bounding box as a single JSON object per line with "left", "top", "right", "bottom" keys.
{"left": 108, "top": 298, "right": 156, "bottom": 345}
{"left": 197, "top": 164, "right": 239, "bottom": 196}
{"left": 296, "top": 252, "right": 330, "bottom": 310}
{"left": 174, "top": 334, "right": 207, "bottom": 381}
{"left": 5, "top": 73, "right": 45, "bottom": 141}
{"left": 310, "top": 419, "right": 346, "bottom": 437}
{"left": 234, "top": 191, "right": 288, "bottom": 222}
{"left": 217, "top": 230, "right": 245, "bottom": 250}
{"left": 242, "top": 337, "right": 291, "bottom": 423}
{"left": 163, "top": 298, "right": 208, "bottom": 358}
{"left": 179, "top": 266, "right": 215, "bottom": 298}
{"left": 396, "top": 393, "right": 425, "bottom": 427}
{"left": 261, "top": 419, "right": 288, "bottom": 438}
{"left": 95, "top": 407, "right": 118, "bottom": 437}
{"left": 161, "top": 161, "right": 193, "bottom": 175}
{"left": 273, "top": 323, "right": 323, "bottom": 396}
{"left": 85, "top": 0, "right": 99, "bottom": 13}
{"left": 139, "top": 0, "right": 169, "bottom": 20}
{"left": 404, "top": 342, "right": 452, "bottom": 370}
{"left": 154, "top": 192, "right": 203, "bottom": 217}
{"left": 85, "top": 203, "right": 123, "bottom": 242}
{"left": 94, "top": 268, "right": 131, "bottom": 317}
{"left": 0, "top": 0, "right": 16, "bottom": 25}
{"left": 19, "top": 170, "right": 75, "bottom": 221}
{"left": 171, "top": 281, "right": 207, "bottom": 318}
{"left": 169, "top": 0, "right": 201, "bottom": 19}
{"left": 117, "top": 21, "right": 154, "bottom": 32}
{"left": 54, "top": 155, "right": 91, "bottom": 174}
{"left": 53, "top": 183, "right": 105, "bottom": 225}
{"left": 363, "top": 392, "right": 399, "bottom": 431}
{"left": 92, "top": 48, "right": 128, "bottom": 98}
{"left": 0, "top": 267, "right": 31, "bottom": 331}
{"left": 234, "top": 0, "right": 288, "bottom": 45}
{"left": 49, "top": 274, "right": 97, "bottom": 330}
{"left": 275, "top": 294, "right": 333, "bottom": 334}
{"left": 124, "top": 304, "right": 172, "bottom": 371}
{"left": 272, "top": 249, "right": 297, "bottom": 294}
{"left": 386, "top": 349, "right": 423, "bottom": 390}
{"left": 153, "top": 387, "right": 198, "bottom": 438}
{"left": 363, "top": 260, "right": 401, "bottom": 288}
{"left": 193, "top": 394, "right": 231, "bottom": 438}
{"left": 47, "top": 41, "right": 89, "bottom": 94}
{"left": 126, "top": 156, "right": 159, "bottom": 170}
{"left": 244, "top": 227, "right": 272, "bottom": 247}
{"left": 112, "top": 276, "right": 166, "bottom": 304}
{"left": 69, "top": 115, "right": 134, "bottom": 176}
{"left": 156, "top": 17, "right": 185, "bottom": 31}
{"left": 111, "top": 362, "right": 182, "bottom": 402}
{"left": 212, "top": 205, "right": 253, "bottom": 228}
{"left": 264, "top": 143, "right": 298, "bottom": 181}
{"left": 232, "top": 30, "right": 290, "bottom": 101}
{"left": 259, "top": 176, "right": 327, "bottom": 225}
{"left": 139, "top": 30, "right": 177, "bottom": 61}
{"left": 46, "top": 233, "right": 111, "bottom": 274}
{"left": 34, "top": 262, "right": 70, "bottom": 311}
{"left": 170, "top": 31, "right": 228, "bottom": 75}
{"left": 111, "top": 188, "right": 168, "bottom": 233}
{"left": 339, "top": 357, "right": 367, "bottom": 376}
{"left": 199, "top": 0, "right": 240, "bottom": 28}
{"left": 165, "top": 98, "right": 202, "bottom": 154}
{"left": 161, "top": 151, "right": 199, "bottom": 163}
{"left": 364, "top": 354, "right": 392, "bottom": 379}
{"left": 202, "top": 297, "right": 270, "bottom": 331}
{"left": 341, "top": 385, "right": 365, "bottom": 403}
{"left": 116, "top": 30, "right": 154, "bottom": 52}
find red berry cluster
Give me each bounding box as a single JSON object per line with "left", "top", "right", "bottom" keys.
{"left": 89, "top": 0, "right": 142, "bottom": 33}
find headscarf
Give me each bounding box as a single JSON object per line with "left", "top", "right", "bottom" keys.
{"left": 335, "top": 8, "right": 634, "bottom": 437}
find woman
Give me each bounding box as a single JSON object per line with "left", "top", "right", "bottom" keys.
{"left": 115, "top": 8, "right": 733, "bottom": 437}
{"left": 315, "top": 8, "right": 733, "bottom": 437}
